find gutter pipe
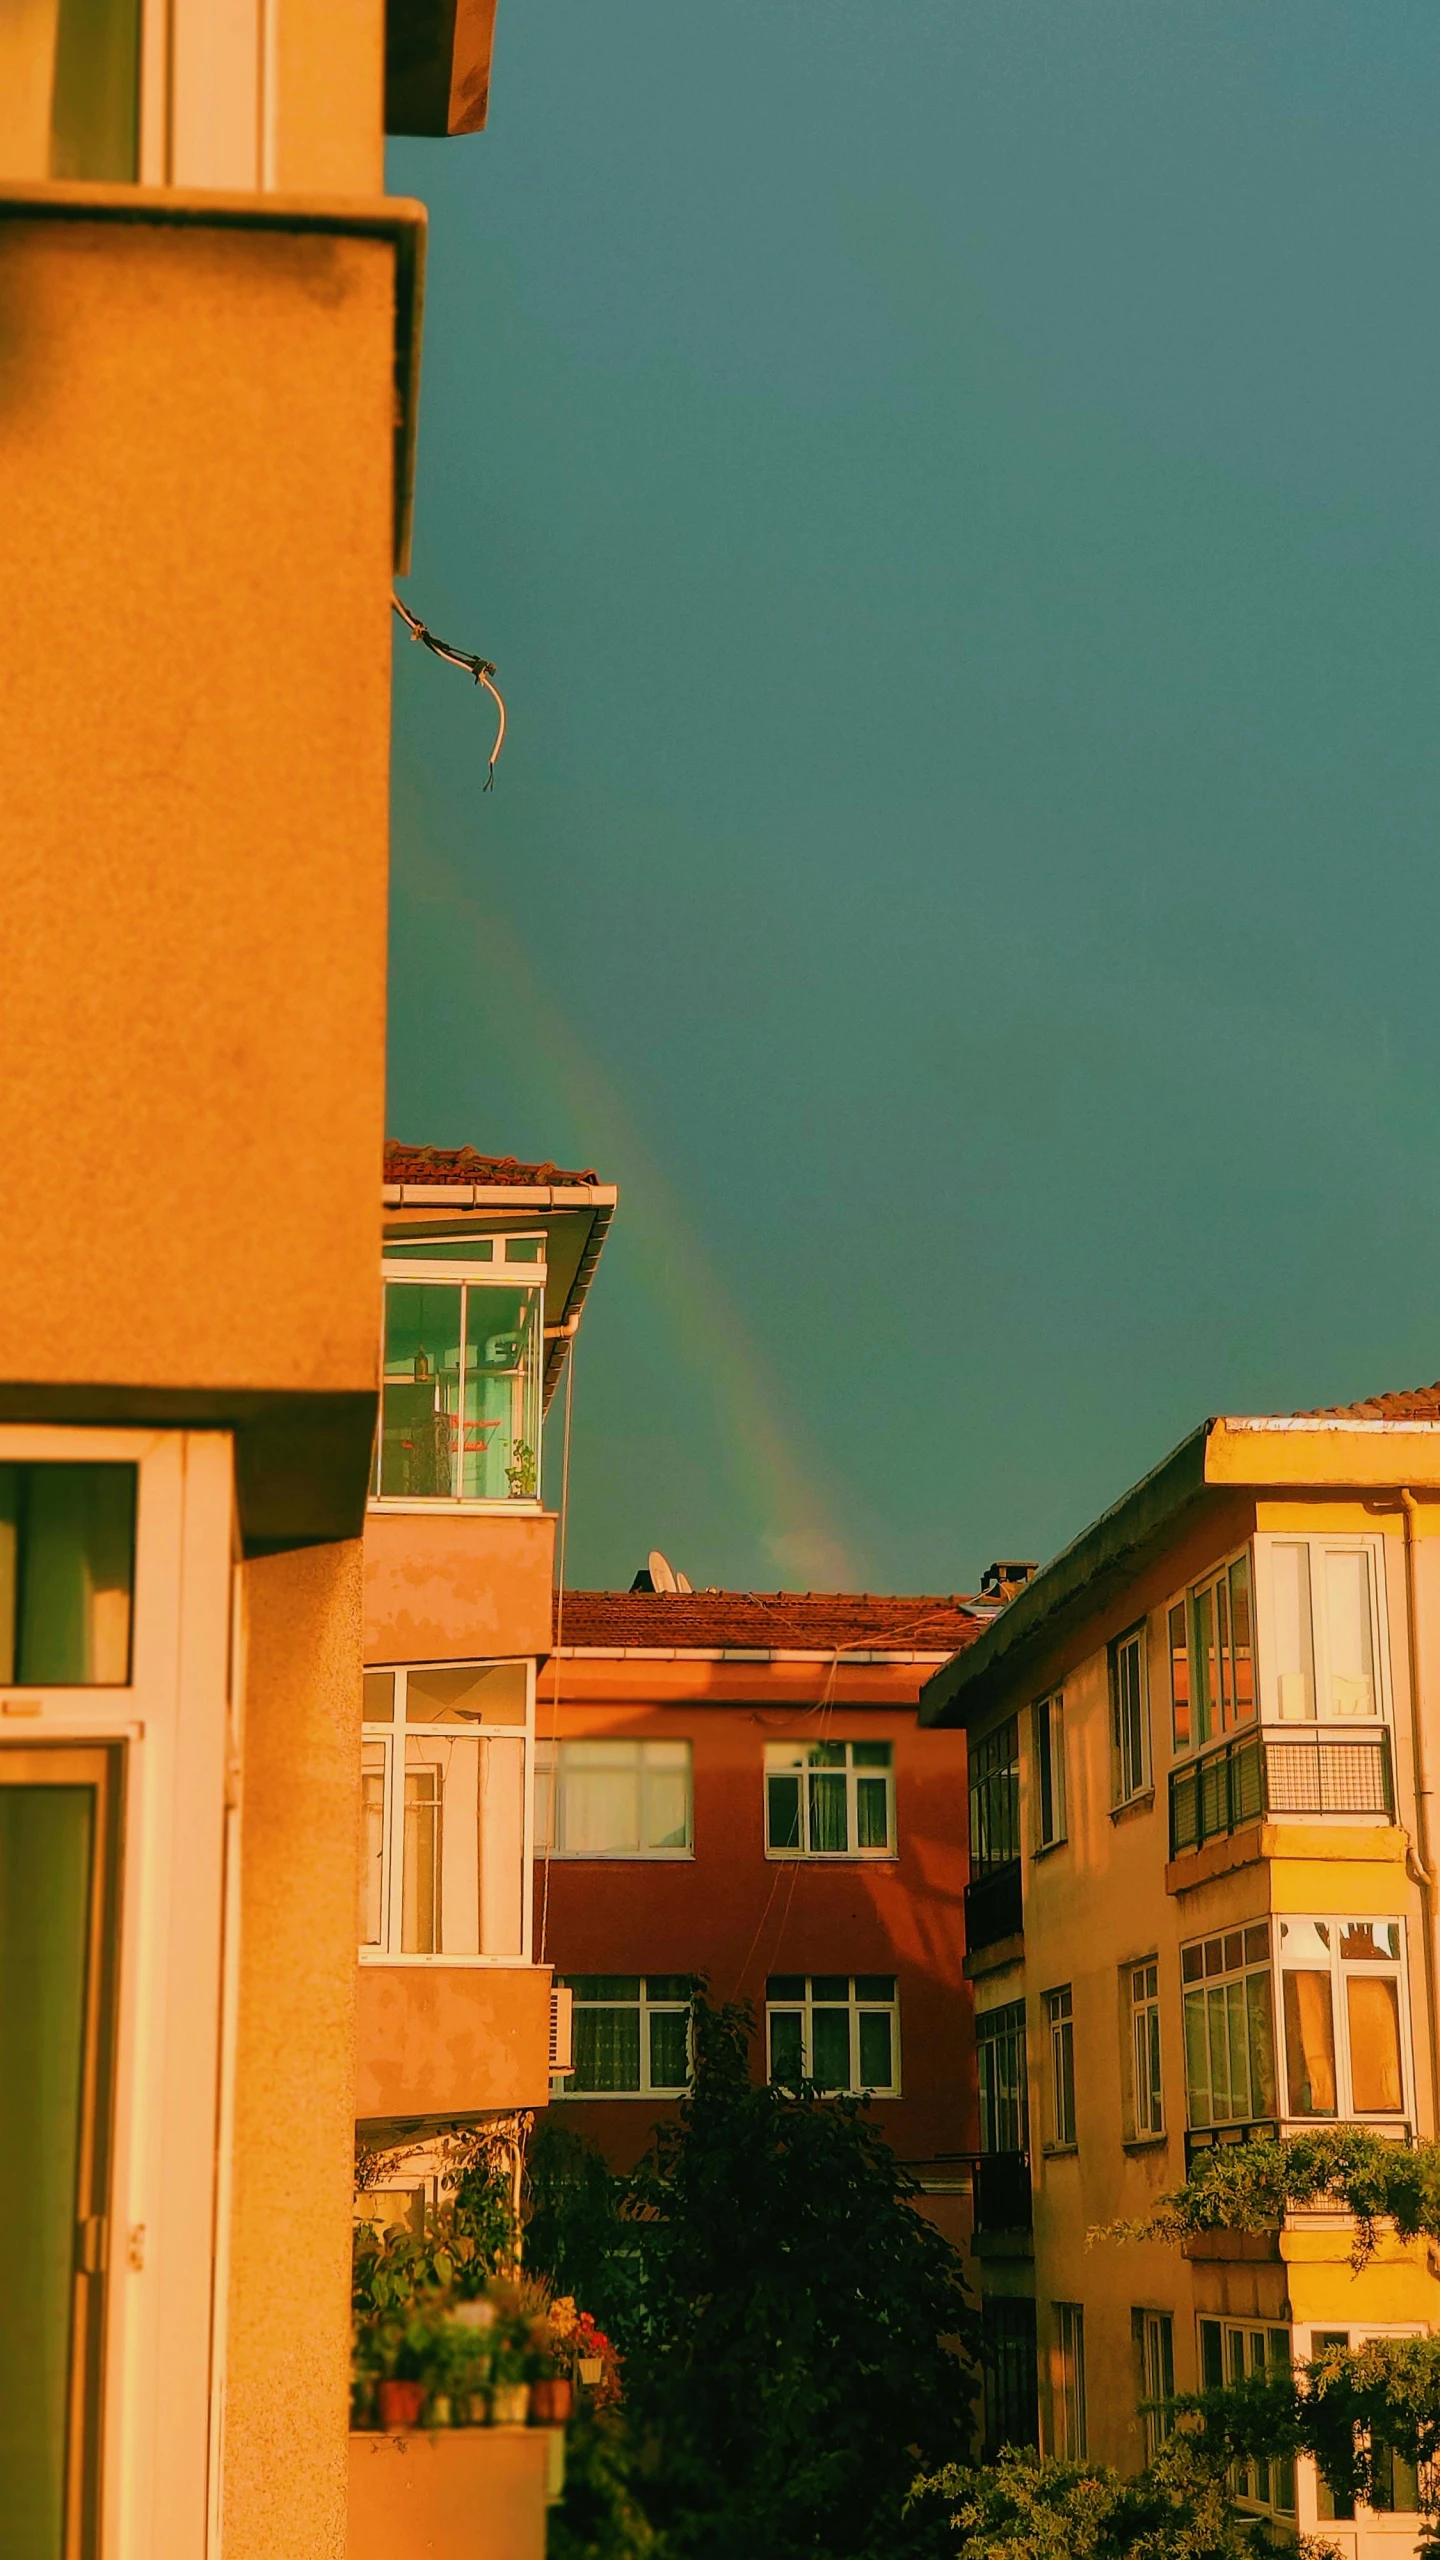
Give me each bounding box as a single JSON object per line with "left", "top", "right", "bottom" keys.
{"left": 1399, "top": 1489, "right": 1440, "bottom": 2133}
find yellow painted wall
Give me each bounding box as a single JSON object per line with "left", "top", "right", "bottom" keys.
{"left": 227, "top": 1541, "right": 364, "bottom": 2560}
{"left": 0, "top": 202, "right": 394, "bottom": 1423}
{"left": 355, "top": 1965, "right": 555, "bottom": 2125}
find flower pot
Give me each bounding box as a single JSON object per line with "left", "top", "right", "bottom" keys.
{"left": 467, "top": 2393, "right": 489, "bottom": 2426}
{"left": 530, "top": 2377, "right": 573, "bottom": 2423}
{"left": 576, "top": 2358, "right": 603, "bottom": 2387}
{"left": 430, "top": 2395, "right": 451, "bottom": 2428}
{"left": 490, "top": 2383, "right": 530, "bottom": 2426}
{"left": 377, "top": 2379, "right": 426, "bottom": 2431}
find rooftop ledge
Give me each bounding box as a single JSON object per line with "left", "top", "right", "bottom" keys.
{"left": 921, "top": 1412, "right": 1440, "bottom": 1731}
{"left": 0, "top": 179, "right": 425, "bottom": 570}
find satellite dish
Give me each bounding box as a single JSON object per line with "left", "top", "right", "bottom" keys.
{"left": 676, "top": 1572, "right": 693, "bottom": 1594}
{"left": 648, "top": 1549, "right": 679, "bottom": 1594}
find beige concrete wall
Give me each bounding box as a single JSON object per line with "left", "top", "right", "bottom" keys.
{"left": 364, "top": 1512, "right": 558, "bottom": 1662}
{"left": 349, "top": 2429, "right": 560, "bottom": 2560}
{"left": 226, "top": 1540, "right": 364, "bottom": 2560}
{"left": 355, "top": 1965, "right": 554, "bottom": 2124}
{"left": 0, "top": 205, "right": 393, "bottom": 1412}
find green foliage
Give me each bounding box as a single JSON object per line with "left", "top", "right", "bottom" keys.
{"left": 526, "top": 2119, "right": 644, "bottom": 2343}
{"left": 546, "top": 2406, "right": 666, "bottom": 2560}
{"left": 529, "top": 1992, "right": 980, "bottom": 2560}
{"left": 1101, "top": 2126, "right": 1440, "bottom": 2265}
{"left": 1185, "top": 2336, "right": 1440, "bottom": 2529}
{"left": 908, "top": 2436, "right": 1277, "bottom": 2560}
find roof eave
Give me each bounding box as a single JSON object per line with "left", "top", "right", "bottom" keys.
{"left": 918, "top": 1423, "right": 1212, "bottom": 1730}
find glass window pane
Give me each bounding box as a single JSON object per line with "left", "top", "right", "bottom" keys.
{"left": 1322, "top": 1551, "right": 1375, "bottom": 1717}
{"left": 478, "top": 1735, "right": 525, "bottom": 1956}
{"left": 0, "top": 1462, "right": 136, "bottom": 1686}
{"left": 811, "top": 1975, "right": 849, "bottom": 2002}
{"left": 386, "top": 1236, "right": 494, "bottom": 1260}
{"left": 1246, "top": 1970, "right": 1276, "bottom": 2116}
{"left": 1228, "top": 1556, "right": 1255, "bottom": 1723}
{"left": 1345, "top": 1974, "right": 1403, "bottom": 2112}
{"left": 1190, "top": 1586, "right": 1219, "bottom": 1745}
{"left": 397, "top": 1734, "right": 525, "bottom": 1956}
{"left": 380, "top": 1284, "right": 461, "bottom": 1497}
{"left": 643, "top": 1757, "right": 691, "bottom": 1850}
{"left": 562, "top": 1751, "right": 641, "bottom": 1855}
{"left": 363, "top": 1672, "right": 396, "bottom": 1723}
{"left": 1169, "top": 1604, "right": 1190, "bottom": 1750}
{"left": 0, "top": 1780, "right": 97, "bottom": 2552}
{"left": 401, "top": 1751, "right": 441, "bottom": 1953}
{"left": 405, "top": 1661, "right": 528, "bottom": 1725}
{"left": 566, "top": 1976, "right": 641, "bottom": 2000}
{"left": 766, "top": 1974, "right": 805, "bottom": 2001}
{"left": 462, "top": 1284, "right": 541, "bottom": 1500}
{"left": 855, "top": 1776, "right": 890, "bottom": 1849}
{"left": 645, "top": 1975, "right": 692, "bottom": 2000}
{"left": 851, "top": 1742, "right": 892, "bottom": 1768}
{"left": 649, "top": 2008, "right": 689, "bottom": 2091}
{"left": 858, "top": 2010, "right": 893, "bottom": 2089}
{"left": 572, "top": 2006, "right": 641, "bottom": 2092}
{"left": 360, "top": 1742, "right": 387, "bottom": 1946}
{"left": 811, "top": 2008, "right": 851, "bottom": 2090}
{"left": 766, "top": 1773, "right": 801, "bottom": 1850}
{"left": 1271, "top": 1544, "right": 1315, "bottom": 1721}
{"left": 808, "top": 1771, "right": 848, "bottom": 1852}
{"left": 854, "top": 1974, "right": 896, "bottom": 2001}
{"left": 2, "top": 0, "right": 140, "bottom": 183}
{"left": 1283, "top": 1969, "right": 1337, "bottom": 2115}
{"left": 769, "top": 2009, "right": 803, "bottom": 2084}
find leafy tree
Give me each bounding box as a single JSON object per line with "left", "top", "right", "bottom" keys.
{"left": 908, "top": 2435, "right": 1291, "bottom": 2560}
{"left": 527, "top": 1992, "right": 980, "bottom": 2560}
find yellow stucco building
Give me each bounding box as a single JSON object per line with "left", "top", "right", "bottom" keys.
{"left": 0, "top": 5, "right": 498, "bottom": 2558}
{"left": 921, "top": 1384, "right": 1440, "bottom": 2558}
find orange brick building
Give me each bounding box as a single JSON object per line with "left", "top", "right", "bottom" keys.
{"left": 533, "top": 1584, "right": 991, "bottom": 2241}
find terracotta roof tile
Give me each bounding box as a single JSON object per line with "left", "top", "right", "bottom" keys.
{"left": 385, "top": 1141, "right": 601, "bottom": 1188}
{"left": 1300, "top": 1380, "right": 1440, "bottom": 1422}
{"left": 555, "top": 1590, "right": 988, "bottom": 1652}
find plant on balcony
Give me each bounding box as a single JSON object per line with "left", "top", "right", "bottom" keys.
{"left": 1097, "top": 2128, "right": 1440, "bottom": 2540}
{"left": 505, "top": 1439, "right": 538, "bottom": 1497}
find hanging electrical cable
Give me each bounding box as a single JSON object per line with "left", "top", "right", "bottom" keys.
{"left": 391, "top": 591, "right": 507, "bottom": 788}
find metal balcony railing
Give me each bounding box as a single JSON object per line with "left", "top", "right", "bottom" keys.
{"left": 973, "top": 2150, "right": 1033, "bottom": 2235}
{"left": 964, "top": 1860, "right": 1023, "bottom": 1950}
{"left": 1170, "top": 1729, "right": 1393, "bottom": 1857}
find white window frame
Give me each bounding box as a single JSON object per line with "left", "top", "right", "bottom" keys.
{"left": 764, "top": 1974, "right": 902, "bottom": 2097}
{"left": 1032, "top": 1692, "right": 1067, "bottom": 1848}
{"left": 1181, "top": 1921, "right": 1276, "bottom": 2130}
{"left": 1043, "top": 1984, "right": 1076, "bottom": 2147}
{"left": 0, "top": 1424, "right": 235, "bottom": 2560}
{"left": 1136, "top": 2309, "right": 1175, "bottom": 2461}
{"left": 550, "top": 1974, "right": 694, "bottom": 2101}
{"left": 763, "top": 1738, "right": 896, "bottom": 1860}
{"left": 1128, "top": 1957, "right": 1164, "bottom": 2137}
{"left": 1109, "top": 1623, "right": 1150, "bottom": 1804}
{"left": 1276, "top": 1913, "right": 1412, "bottom": 2128}
{"left": 1294, "top": 2324, "right": 1427, "bottom": 2526}
{"left": 534, "top": 1736, "right": 694, "bottom": 1861}
{"left": 371, "top": 1236, "right": 548, "bottom": 1516}
{"left": 1197, "top": 2319, "right": 1295, "bottom": 2517}
{"left": 1251, "top": 1534, "right": 1392, "bottom": 1730}
{"left": 360, "top": 1659, "right": 535, "bottom": 1966}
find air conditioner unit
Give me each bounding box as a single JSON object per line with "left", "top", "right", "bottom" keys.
{"left": 549, "top": 1985, "right": 574, "bottom": 2075}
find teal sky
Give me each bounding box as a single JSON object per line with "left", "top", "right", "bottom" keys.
{"left": 386, "top": 2, "right": 1440, "bottom": 1598}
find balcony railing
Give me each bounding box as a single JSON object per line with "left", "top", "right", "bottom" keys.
{"left": 1170, "top": 1729, "right": 1394, "bottom": 1857}
{"left": 964, "top": 1860, "right": 1023, "bottom": 1950}
{"left": 973, "top": 2150, "right": 1033, "bottom": 2236}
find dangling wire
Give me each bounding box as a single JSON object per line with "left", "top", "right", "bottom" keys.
{"left": 391, "top": 591, "right": 507, "bottom": 789}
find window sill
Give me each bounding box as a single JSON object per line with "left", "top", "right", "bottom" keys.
{"left": 367, "top": 1497, "right": 545, "bottom": 1517}
{"left": 359, "top": 1951, "right": 537, "bottom": 1969}
{"left": 1031, "top": 1837, "right": 1068, "bottom": 1860}
{"left": 1041, "top": 2143, "right": 1078, "bottom": 2159}
{"left": 540, "top": 1850, "right": 695, "bottom": 1862}
{"left": 1122, "top": 2134, "right": 1170, "bottom": 2154}
{"left": 763, "top": 1851, "right": 898, "bottom": 1865}
{"left": 1110, "top": 1789, "right": 1155, "bottom": 1825}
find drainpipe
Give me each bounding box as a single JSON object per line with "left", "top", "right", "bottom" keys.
{"left": 1398, "top": 1490, "right": 1440, "bottom": 2132}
